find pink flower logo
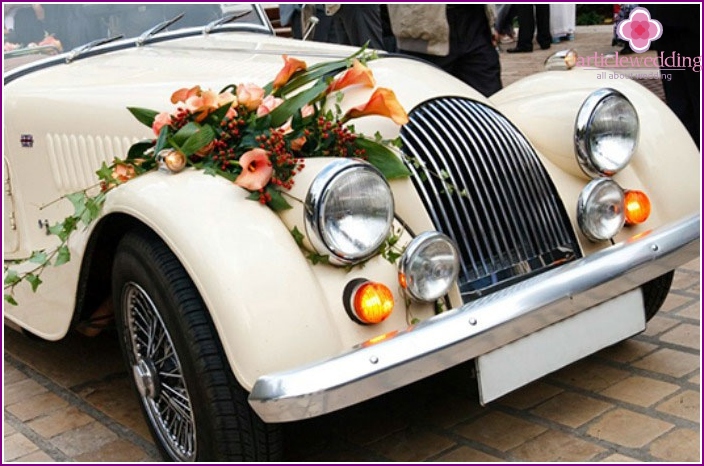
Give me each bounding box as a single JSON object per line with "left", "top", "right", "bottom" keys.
{"left": 617, "top": 7, "right": 663, "bottom": 53}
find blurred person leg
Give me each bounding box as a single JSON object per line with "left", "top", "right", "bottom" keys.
{"left": 333, "top": 4, "right": 384, "bottom": 50}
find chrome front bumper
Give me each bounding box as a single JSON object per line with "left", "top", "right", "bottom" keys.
{"left": 249, "top": 214, "right": 700, "bottom": 422}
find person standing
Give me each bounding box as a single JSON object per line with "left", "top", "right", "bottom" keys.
{"left": 507, "top": 4, "right": 551, "bottom": 53}
{"left": 388, "top": 4, "right": 502, "bottom": 97}
{"left": 328, "top": 4, "right": 385, "bottom": 50}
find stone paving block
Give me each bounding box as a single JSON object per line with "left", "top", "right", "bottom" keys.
{"left": 688, "top": 372, "right": 700, "bottom": 385}
{"left": 530, "top": 391, "right": 613, "bottom": 428}
{"left": 454, "top": 411, "right": 547, "bottom": 452}
{"left": 549, "top": 360, "right": 630, "bottom": 392}
{"left": 659, "top": 323, "right": 700, "bottom": 350}
{"left": 600, "top": 453, "right": 640, "bottom": 462}
{"left": 3, "top": 365, "right": 27, "bottom": 385}
{"left": 4, "top": 420, "right": 17, "bottom": 437}
{"left": 12, "top": 450, "right": 56, "bottom": 463}
{"left": 599, "top": 376, "right": 679, "bottom": 407}
{"left": 5, "top": 392, "right": 69, "bottom": 422}
{"left": 648, "top": 428, "right": 701, "bottom": 462}
{"left": 655, "top": 390, "right": 700, "bottom": 423}
{"left": 367, "top": 428, "right": 455, "bottom": 462}
{"left": 632, "top": 348, "right": 700, "bottom": 378}
{"left": 596, "top": 340, "right": 657, "bottom": 364}
{"left": 4, "top": 432, "right": 40, "bottom": 461}
{"left": 434, "top": 445, "right": 503, "bottom": 462}
{"left": 78, "top": 376, "right": 153, "bottom": 441}
{"left": 586, "top": 409, "right": 673, "bottom": 449}
{"left": 49, "top": 421, "right": 118, "bottom": 458}
{"left": 675, "top": 301, "right": 701, "bottom": 320}
{"left": 73, "top": 439, "right": 154, "bottom": 462}
{"left": 509, "top": 429, "right": 605, "bottom": 462}
{"left": 672, "top": 270, "right": 700, "bottom": 291}
{"left": 496, "top": 380, "right": 563, "bottom": 410}
{"left": 659, "top": 292, "right": 693, "bottom": 314}
{"left": 3, "top": 378, "right": 48, "bottom": 406}
{"left": 26, "top": 406, "right": 94, "bottom": 438}
{"left": 642, "top": 315, "right": 680, "bottom": 337}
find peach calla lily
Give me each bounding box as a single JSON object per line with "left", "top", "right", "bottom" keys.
{"left": 273, "top": 55, "right": 307, "bottom": 90}
{"left": 235, "top": 148, "right": 273, "bottom": 191}
{"left": 328, "top": 59, "right": 375, "bottom": 92}
{"left": 343, "top": 88, "right": 409, "bottom": 125}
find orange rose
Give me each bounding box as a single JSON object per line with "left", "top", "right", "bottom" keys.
{"left": 257, "top": 95, "right": 284, "bottom": 118}
{"left": 235, "top": 149, "right": 273, "bottom": 191}
{"left": 237, "top": 83, "right": 265, "bottom": 111}
{"left": 273, "top": 55, "right": 307, "bottom": 90}
{"left": 328, "top": 59, "right": 375, "bottom": 92}
{"left": 343, "top": 88, "right": 409, "bottom": 125}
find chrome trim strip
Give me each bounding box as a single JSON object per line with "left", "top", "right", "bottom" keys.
{"left": 249, "top": 214, "right": 699, "bottom": 422}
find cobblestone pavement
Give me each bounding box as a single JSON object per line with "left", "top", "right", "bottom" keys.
{"left": 3, "top": 25, "right": 700, "bottom": 463}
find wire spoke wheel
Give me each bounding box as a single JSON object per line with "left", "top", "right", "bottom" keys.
{"left": 123, "top": 282, "right": 196, "bottom": 461}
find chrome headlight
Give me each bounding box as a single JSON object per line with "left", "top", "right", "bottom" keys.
{"left": 305, "top": 159, "right": 394, "bottom": 265}
{"left": 575, "top": 88, "right": 639, "bottom": 177}
{"left": 399, "top": 232, "right": 459, "bottom": 302}
{"left": 577, "top": 178, "right": 625, "bottom": 241}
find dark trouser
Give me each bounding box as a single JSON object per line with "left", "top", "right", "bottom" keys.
{"left": 660, "top": 54, "right": 701, "bottom": 149}
{"left": 516, "top": 4, "right": 551, "bottom": 50}
{"left": 333, "top": 5, "right": 385, "bottom": 50}
{"left": 400, "top": 5, "right": 502, "bottom": 97}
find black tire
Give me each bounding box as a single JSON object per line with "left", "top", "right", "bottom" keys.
{"left": 112, "top": 229, "right": 281, "bottom": 461}
{"left": 641, "top": 271, "right": 675, "bottom": 322}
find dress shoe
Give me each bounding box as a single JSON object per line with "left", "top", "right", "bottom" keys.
{"left": 506, "top": 46, "right": 532, "bottom": 53}
{"left": 539, "top": 43, "right": 551, "bottom": 50}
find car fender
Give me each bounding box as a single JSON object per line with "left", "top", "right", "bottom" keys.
{"left": 492, "top": 68, "right": 700, "bottom": 251}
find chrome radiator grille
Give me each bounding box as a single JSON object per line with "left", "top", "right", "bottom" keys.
{"left": 400, "top": 97, "right": 581, "bottom": 301}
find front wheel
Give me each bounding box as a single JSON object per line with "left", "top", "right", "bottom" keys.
{"left": 112, "top": 229, "right": 281, "bottom": 461}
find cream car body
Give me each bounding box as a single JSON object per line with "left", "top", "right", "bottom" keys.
{"left": 3, "top": 4, "right": 699, "bottom": 462}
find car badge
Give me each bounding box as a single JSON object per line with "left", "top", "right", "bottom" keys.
{"left": 20, "top": 134, "right": 34, "bottom": 148}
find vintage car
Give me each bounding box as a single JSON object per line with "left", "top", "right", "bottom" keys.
{"left": 3, "top": 4, "right": 700, "bottom": 462}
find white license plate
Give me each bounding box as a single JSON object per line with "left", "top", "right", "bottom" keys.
{"left": 476, "top": 289, "right": 645, "bottom": 404}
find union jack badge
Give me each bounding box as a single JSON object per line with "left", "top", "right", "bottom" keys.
{"left": 20, "top": 134, "right": 34, "bottom": 148}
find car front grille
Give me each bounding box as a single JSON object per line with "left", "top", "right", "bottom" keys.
{"left": 400, "top": 97, "right": 581, "bottom": 302}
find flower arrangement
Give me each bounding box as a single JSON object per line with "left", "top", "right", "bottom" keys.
{"left": 4, "top": 48, "right": 411, "bottom": 304}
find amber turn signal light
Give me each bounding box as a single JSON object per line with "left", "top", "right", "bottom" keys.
{"left": 624, "top": 189, "right": 651, "bottom": 225}
{"left": 344, "top": 279, "right": 394, "bottom": 325}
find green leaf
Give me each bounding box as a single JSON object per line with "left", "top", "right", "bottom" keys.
{"left": 66, "top": 192, "right": 87, "bottom": 216}
{"left": 96, "top": 162, "right": 114, "bottom": 183}
{"left": 290, "top": 226, "right": 305, "bottom": 247}
{"left": 26, "top": 273, "right": 42, "bottom": 292}
{"left": 172, "top": 122, "right": 201, "bottom": 146}
{"left": 127, "top": 140, "right": 155, "bottom": 161}
{"left": 268, "top": 80, "right": 328, "bottom": 128}
{"left": 28, "top": 251, "right": 49, "bottom": 264}
{"left": 127, "top": 107, "right": 159, "bottom": 128}
{"left": 54, "top": 245, "right": 71, "bottom": 266}
{"left": 4, "top": 294, "right": 18, "bottom": 306}
{"left": 154, "top": 125, "right": 169, "bottom": 155}
{"left": 180, "top": 125, "right": 215, "bottom": 156}
{"left": 4, "top": 269, "right": 20, "bottom": 287}
{"left": 355, "top": 138, "right": 411, "bottom": 180}
{"left": 266, "top": 187, "right": 293, "bottom": 211}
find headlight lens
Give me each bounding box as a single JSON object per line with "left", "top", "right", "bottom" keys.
{"left": 577, "top": 178, "right": 625, "bottom": 241}
{"left": 399, "top": 232, "right": 459, "bottom": 302}
{"left": 305, "top": 159, "right": 394, "bottom": 264}
{"left": 575, "top": 88, "right": 639, "bottom": 177}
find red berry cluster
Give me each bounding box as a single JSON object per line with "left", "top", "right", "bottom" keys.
{"left": 255, "top": 129, "right": 302, "bottom": 191}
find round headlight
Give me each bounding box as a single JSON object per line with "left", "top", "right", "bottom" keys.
{"left": 577, "top": 178, "right": 625, "bottom": 242}
{"left": 398, "top": 232, "right": 459, "bottom": 302}
{"left": 305, "top": 159, "right": 394, "bottom": 264}
{"left": 575, "top": 88, "right": 639, "bottom": 177}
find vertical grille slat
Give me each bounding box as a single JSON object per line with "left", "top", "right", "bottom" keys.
{"left": 401, "top": 98, "right": 581, "bottom": 301}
